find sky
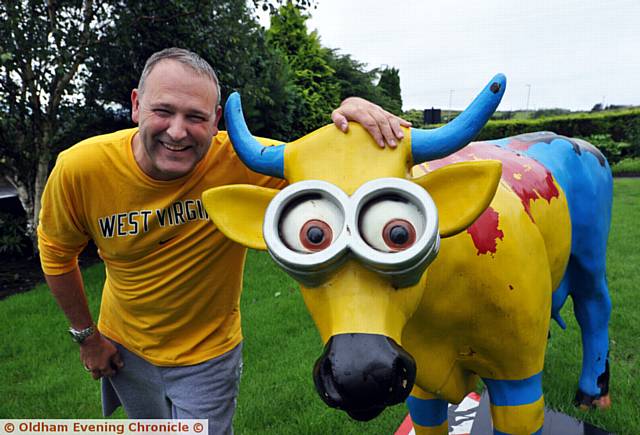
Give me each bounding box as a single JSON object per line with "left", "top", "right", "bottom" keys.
{"left": 257, "top": 0, "right": 640, "bottom": 112}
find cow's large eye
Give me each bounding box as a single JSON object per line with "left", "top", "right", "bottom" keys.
{"left": 279, "top": 196, "right": 343, "bottom": 253}
{"left": 359, "top": 198, "right": 424, "bottom": 252}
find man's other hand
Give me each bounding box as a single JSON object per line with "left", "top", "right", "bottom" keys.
{"left": 80, "top": 332, "right": 124, "bottom": 380}
{"left": 332, "top": 97, "right": 412, "bottom": 148}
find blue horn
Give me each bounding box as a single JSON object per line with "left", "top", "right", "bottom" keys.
{"left": 411, "top": 74, "right": 506, "bottom": 163}
{"left": 224, "top": 92, "right": 286, "bottom": 178}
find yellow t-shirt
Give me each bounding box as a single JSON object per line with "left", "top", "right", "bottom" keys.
{"left": 38, "top": 128, "right": 283, "bottom": 365}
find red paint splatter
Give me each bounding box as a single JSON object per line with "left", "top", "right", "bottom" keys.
{"left": 467, "top": 391, "right": 481, "bottom": 402}
{"left": 466, "top": 206, "right": 504, "bottom": 255}
{"left": 424, "top": 142, "right": 559, "bottom": 222}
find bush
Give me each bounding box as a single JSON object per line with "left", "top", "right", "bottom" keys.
{"left": 475, "top": 109, "right": 640, "bottom": 160}
{"left": 402, "top": 109, "right": 427, "bottom": 128}
{"left": 0, "top": 211, "right": 29, "bottom": 257}
{"left": 579, "top": 134, "right": 631, "bottom": 164}
{"left": 611, "top": 158, "right": 640, "bottom": 176}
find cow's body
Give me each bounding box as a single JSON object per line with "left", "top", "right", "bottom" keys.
{"left": 405, "top": 133, "right": 612, "bottom": 421}
{"left": 203, "top": 79, "right": 613, "bottom": 434}
{"left": 409, "top": 143, "right": 569, "bottom": 401}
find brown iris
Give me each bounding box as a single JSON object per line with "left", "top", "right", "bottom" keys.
{"left": 300, "top": 219, "right": 333, "bottom": 251}
{"left": 382, "top": 219, "right": 416, "bottom": 251}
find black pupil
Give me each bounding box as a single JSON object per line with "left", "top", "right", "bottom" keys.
{"left": 389, "top": 225, "right": 409, "bottom": 245}
{"left": 307, "top": 226, "right": 325, "bottom": 244}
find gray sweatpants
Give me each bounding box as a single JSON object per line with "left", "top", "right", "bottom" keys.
{"left": 102, "top": 340, "right": 243, "bottom": 435}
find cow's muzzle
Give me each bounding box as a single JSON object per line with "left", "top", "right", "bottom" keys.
{"left": 312, "top": 333, "right": 416, "bottom": 421}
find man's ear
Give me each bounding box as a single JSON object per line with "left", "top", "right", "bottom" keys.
{"left": 202, "top": 185, "right": 278, "bottom": 250}
{"left": 412, "top": 160, "right": 502, "bottom": 237}
{"left": 131, "top": 88, "right": 140, "bottom": 123}
{"left": 213, "top": 105, "right": 222, "bottom": 129}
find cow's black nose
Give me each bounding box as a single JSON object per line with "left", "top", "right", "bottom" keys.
{"left": 312, "top": 333, "right": 416, "bottom": 421}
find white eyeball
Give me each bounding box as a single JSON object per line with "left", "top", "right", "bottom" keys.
{"left": 279, "top": 197, "right": 344, "bottom": 253}
{"left": 359, "top": 199, "right": 425, "bottom": 252}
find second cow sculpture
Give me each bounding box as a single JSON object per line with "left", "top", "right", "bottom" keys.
{"left": 202, "top": 74, "right": 612, "bottom": 434}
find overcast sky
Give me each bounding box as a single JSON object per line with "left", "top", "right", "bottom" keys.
{"left": 258, "top": 0, "right": 640, "bottom": 111}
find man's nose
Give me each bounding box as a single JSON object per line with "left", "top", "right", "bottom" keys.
{"left": 166, "top": 115, "right": 188, "bottom": 142}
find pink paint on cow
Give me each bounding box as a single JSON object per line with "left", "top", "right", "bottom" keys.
{"left": 505, "top": 138, "right": 534, "bottom": 151}
{"left": 466, "top": 206, "right": 504, "bottom": 255}
{"left": 423, "top": 143, "right": 559, "bottom": 222}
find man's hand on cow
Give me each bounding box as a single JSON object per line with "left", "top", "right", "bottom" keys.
{"left": 332, "top": 97, "right": 412, "bottom": 148}
{"left": 80, "top": 332, "right": 124, "bottom": 380}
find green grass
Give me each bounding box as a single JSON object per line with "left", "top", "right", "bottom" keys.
{"left": 1, "top": 179, "right": 639, "bottom": 434}
{"left": 611, "top": 158, "right": 640, "bottom": 176}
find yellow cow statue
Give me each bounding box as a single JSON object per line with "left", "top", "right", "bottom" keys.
{"left": 203, "top": 74, "right": 613, "bottom": 435}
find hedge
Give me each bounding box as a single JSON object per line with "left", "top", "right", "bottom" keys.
{"left": 474, "top": 109, "right": 640, "bottom": 163}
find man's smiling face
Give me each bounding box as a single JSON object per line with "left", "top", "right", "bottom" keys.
{"left": 131, "top": 59, "right": 221, "bottom": 181}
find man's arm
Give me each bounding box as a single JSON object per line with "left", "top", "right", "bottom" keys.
{"left": 46, "top": 267, "right": 123, "bottom": 380}
{"left": 332, "top": 97, "right": 412, "bottom": 148}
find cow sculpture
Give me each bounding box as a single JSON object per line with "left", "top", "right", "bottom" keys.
{"left": 202, "top": 74, "right": 613, "bottom": 434}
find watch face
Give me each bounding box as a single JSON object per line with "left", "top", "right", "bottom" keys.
{"left": 68, "top": 329, "right": 82, "bottom": 342}
{"left": 68, "top": 326, "right": 94, "bottom": 343}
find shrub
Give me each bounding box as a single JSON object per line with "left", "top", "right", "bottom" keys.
{"left": 0, "top": 211, "right": 29, "bottom": 257}
{"left": 611, "top": 158, "right": 640, "bottom": 176}
{"left": 579, "top": 134, "right": 631, "bottom": 164}
{"left": 474, "top": 109, "right": 640, "bottom": 161}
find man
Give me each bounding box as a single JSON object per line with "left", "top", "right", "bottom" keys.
{"left": 38, "top": 48, "right": 409, "bottom": 434}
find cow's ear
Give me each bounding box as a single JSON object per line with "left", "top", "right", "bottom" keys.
{"left": 202, "top": 185, "right": 278, "bottom": 250}
{"left": 412, "top": 160, "right": 502, "bottom": 238}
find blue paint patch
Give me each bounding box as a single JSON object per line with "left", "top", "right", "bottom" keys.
{"left": 224, "top": 92, "right": 285, "bottom": 178}
{"left": 491, "top": 133, "right": 613, "bottom": 398}
{"left": 482, "top": 372, "right": 542, "bottom": 407}
{"left": 406, "top": 396, "right": 448, "bottom": 427}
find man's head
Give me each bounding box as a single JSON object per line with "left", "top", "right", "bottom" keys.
{"left": 131, "top": 48, "right": 223, "bottom": 181}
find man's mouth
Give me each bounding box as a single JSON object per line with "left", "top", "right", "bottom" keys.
{"left": 160, "top": 141, "right": 190, "bottom": 152}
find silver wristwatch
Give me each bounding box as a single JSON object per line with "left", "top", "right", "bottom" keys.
{"left": 68, "top": 325, "right": 96, "bottom": 344}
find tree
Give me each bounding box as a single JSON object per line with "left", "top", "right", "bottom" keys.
{"left": 265, "top": 4, "right": 406, "bottom": 136}
{"left": 238, "top": 34, "right": 303, "bottom": 141}
{"left": 252, "top": 0, "right": 316, "bottom": 14}
{"left": 0, "top": 0, "right": 313, "bottom": 251}
{"left": 0, "top": 1, "right": 113, "bottom": 250}
{"left": 266, "top": 2, "right": 341, "bottom": 135}
{"left": 377, "top": 67, "right": 403, "bottom": 115}
{"left": 327, "top": 51, "right": 381, "bottom": 102}
{"left": 83, "top": 0, "right": 308, "bottom": 140}
{"left": 326, "top": 51, "right": 404, "bottom": 114}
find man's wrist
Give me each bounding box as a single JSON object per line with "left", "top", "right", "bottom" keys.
{"left": 68, "top": 324, "right": 97, "bottom": 344}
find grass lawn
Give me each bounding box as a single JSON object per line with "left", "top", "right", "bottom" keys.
{"left": 1, "top": 178, "right": 638, "bottom": 434}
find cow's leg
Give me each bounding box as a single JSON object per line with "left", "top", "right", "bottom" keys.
{"left": 551, "top": 273, "right": 571, "bottom": 330}
{"left": 482, "top": 373, "right": 544, "bottom": 435}
{"left": 569, "top": 260, "right": 612, "bottom": 409}
{"left": 406, "top": 386, "right": 448, "bottom": 435}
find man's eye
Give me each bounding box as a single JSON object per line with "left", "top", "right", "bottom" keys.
{"left": 153, "top": 109, "right": 171, "bottom": 116}
{"left": 188, "top": 115, "right": 206, "bottom": 122}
